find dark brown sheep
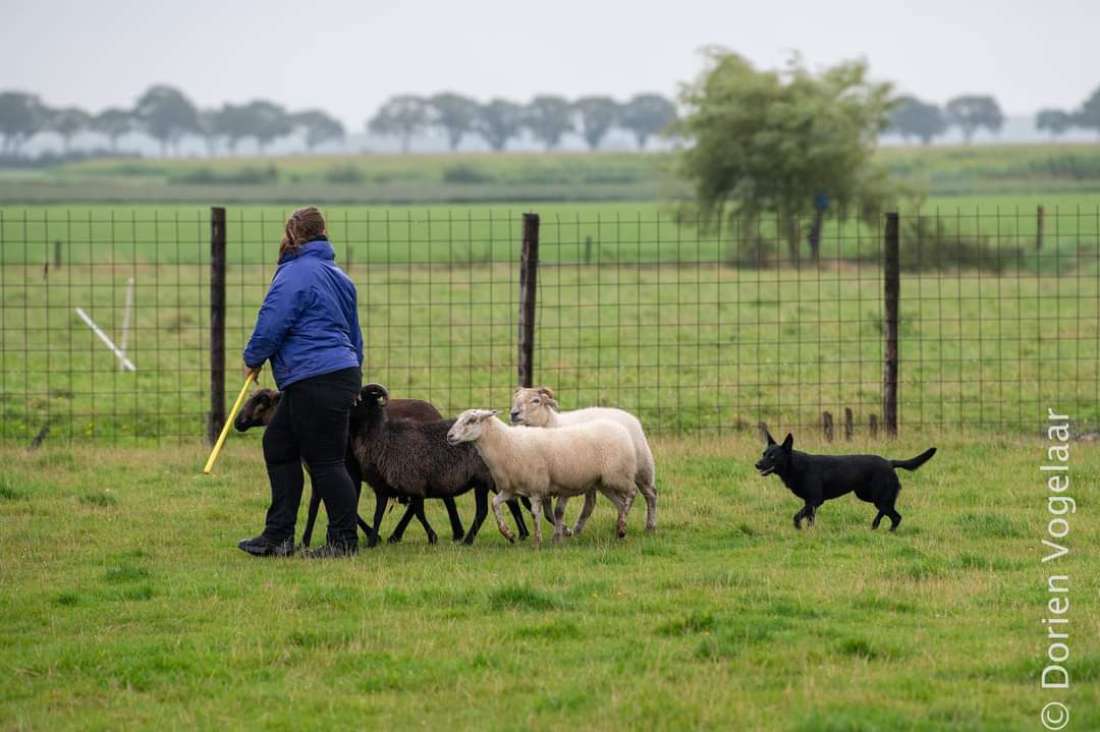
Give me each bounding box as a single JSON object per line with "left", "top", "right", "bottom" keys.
{"left": 234, "top": 387, "right": 479, "bottom": 546}
{"left": 350, "top": 383, "right": 532, "bottom": 545}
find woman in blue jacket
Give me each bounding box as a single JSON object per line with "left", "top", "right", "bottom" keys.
{"left": 238, "top": 207, "right": 363, "bottom": 558}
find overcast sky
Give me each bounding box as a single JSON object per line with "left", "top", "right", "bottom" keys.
{"left": 1, "top": 0, "right": 1096, "bottom": 127}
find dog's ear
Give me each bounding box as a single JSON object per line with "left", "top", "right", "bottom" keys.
{"left": 765, "top": 429, "right": 777, "bottom": 446}
{"left": 781, "top": 433, "right": 794, "bottom": 451}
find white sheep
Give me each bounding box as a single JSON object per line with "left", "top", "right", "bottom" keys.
{"left": 446, "top": 409, "right": 638, "bottom": 547}
{"left": 509, "top": 386, "right": 658, "bottom": 533}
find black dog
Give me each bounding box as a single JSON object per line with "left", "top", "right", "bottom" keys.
{"left": 754, "top": 430, "right": 935, "bottom": 531}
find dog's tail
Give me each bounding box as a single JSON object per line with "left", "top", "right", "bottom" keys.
{"left": 891, "top": 447, "right": 937, "bottom": 471}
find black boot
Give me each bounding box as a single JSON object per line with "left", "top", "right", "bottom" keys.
{"left": 237, "top": 534, "right": 295, "bottom": 557}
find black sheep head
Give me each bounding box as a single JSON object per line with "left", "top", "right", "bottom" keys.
{"left": 234, "top": 389, "right": 280, "bottom": 431}
{"left": 360, "top": 383, "right": 389, "bottom": 408}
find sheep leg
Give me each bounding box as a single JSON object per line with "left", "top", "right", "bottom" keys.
{"left": 520, "top": 495, "right": 556, "bottom": 530}
{"left": 546, "top": 497, "right": 567, "bottom": 543}
{"left": 571, "top": 491, "right": 599, "bottom": 536}
{"left": 346, "top": 454, "right": 377, "bottom": 544}
{"left": 553, "top": 497, "right": 574, "bottom": 537}
{"left": 410, "top": 499, "right": 438, "bottom": 545}
{"left": 529, "top": 496, "right": 544, "bottom": 548}
{"left": 609, "top": 485, "right": 636, "bottom": 539}
{"left": 504, "top": 498, "right": 529, "bottom": 540}
{"left": 369, "top": 492, "right": 388, "bottom": 548}
{"left": 302, "top": 489, "right": 322, "bottom": 548}
{"left": 462, "top": 488, "right": 490, "bottom": 545}
{"left": 638, "top": 480, "right": 658, "bottom": 532}
{"left": 387, "top": 502, "right": 418, "bottom": 544}
{"left": 491, "top": 492, "right": 516, "bottom": 544}
{"left": 443, "top": 497, "right": 465, "bottom": 543}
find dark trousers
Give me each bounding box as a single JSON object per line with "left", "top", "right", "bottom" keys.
{"left": 261, "top": 367, "right": 361, "bottom": 546}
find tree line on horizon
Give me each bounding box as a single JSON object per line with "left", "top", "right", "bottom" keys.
{"left": 0, "top": 87, "right": 678, "bottom": 159}
{"left": 2, "top": 80, "right": 1099, "bottom": 162}
{"left": 888, "top": 89, "right": 1100, "bottom": 144}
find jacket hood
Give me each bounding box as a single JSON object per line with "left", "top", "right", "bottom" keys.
{"left": 279, "top": 237, "right": 334, "bottom": 265}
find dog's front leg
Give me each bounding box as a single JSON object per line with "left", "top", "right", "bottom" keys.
{"left": 792, "top": 506, "right": 806, "bottom": 530}
{"left": 804, "top": 504, "right": 817, "bottom": 528}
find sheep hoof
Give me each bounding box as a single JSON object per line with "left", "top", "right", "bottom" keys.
{"left": 387, "top": 534, "right": 402, "bottom": 545}
{"left": 426, "top": 533, "right": 438, "bottom": 545}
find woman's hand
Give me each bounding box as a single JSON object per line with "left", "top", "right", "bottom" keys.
{"left": 244, "top": 363, "right": 262, "bottom": 381}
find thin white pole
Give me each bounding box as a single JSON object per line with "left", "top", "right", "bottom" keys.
{"left": 75, "top": 307, "right": 136, "bottom": 372}
{"left": 118, "top": 277, "right": 135, "bottom": 370}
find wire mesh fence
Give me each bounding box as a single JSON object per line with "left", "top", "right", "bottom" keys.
{"left": 1, "top": 205, "right": 1097, "bottom": 444}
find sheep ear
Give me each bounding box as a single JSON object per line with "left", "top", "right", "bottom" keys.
{"left": 538, "top": 386, "right": 555, "bottom": 400}
{"left": 490, "top": 410, "right": 499, "bottom": 417}
{"left": 765, "top": 429, "right": 777, "bottom": 446}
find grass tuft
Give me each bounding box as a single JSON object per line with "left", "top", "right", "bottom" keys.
{"left": 954, "top": 512, "right": 1024, "bottom": 537}
{"left": 658, "top": 611, "right": 718, "bottom": 636}
{"left": 102, "top": 564, "right": 150, "bottom": 584}
{"left": 487, "top": 583, "right": 567, "bottom": 611}
{"left": 80, "top": 491, "right": 117, "bottom": 508}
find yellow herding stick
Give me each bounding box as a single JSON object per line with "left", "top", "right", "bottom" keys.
{"left": 203, "top": 369, "right": 258, "bottom": 474}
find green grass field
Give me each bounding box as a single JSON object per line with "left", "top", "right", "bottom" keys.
{"left": 1, "top": 433, "right": 1097, "bottom": 729}
{"left": 3, "top": 144, "right": 1100, "bottom": 204}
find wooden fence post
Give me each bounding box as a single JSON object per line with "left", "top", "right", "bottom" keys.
{"left": 517, "top": 213, "right": 540, "bottom": 388}
{"left": 883, "top": 212, "right": 900, "bottom": 437}
{"left": 53, "top": 240, "right": 62, "bottom": 269}
{"left": 844, "top": 407, "right": 854, "bottom": 441}
{"left": 1036, "top": 205, "right": 1045, "bottom": 251}
{"left": 208, "top": 207, "right": 227, "bottom": 444}
{"left": 822, "top": 411, "right": 834, "bottom": 442}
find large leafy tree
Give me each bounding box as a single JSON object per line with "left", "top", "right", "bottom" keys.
{"left": 292, "top": 109, "right": 345, "bottom": 151}
{"left": 367, "top": 95, "right": 429, "bottom": 153}
{"left": 524, "top": 95, "right": 574, "bottom": 150}
{"left": 944, "top": 95, "right": 1003, "bottom": 143}
{"left": 888, "top": 96, "right": 946, "bottom": 145}
{"left": 0, "top": 91, "right": 46, "bottom": 155}
{"left": 573, "top": 96, "right": 619, "bottom": 150}
{"left": 619, "top": 93, "right": 677, "bottom": 149}
{"left": 475, "top": 98, "right": 524, "bottom": 152}
{"left": 47, "top": 107, "right": 91, "bottom": 153}
{"left": 429, "top": 92, "right": 479, "bottom": 151}
{"left": 134, "top": 85, "right": 200, "bottom": 156}
{"left": 92, "top": 107, "right": 136, "bottom": 152}
{"left": 674, "top": 50, "right": 894, "bottom": 262}
{"left": 1035, "top": 109, "right": 1073, "bottom": 139}
{"left": 1076, "top": 85, "right": 1100, "bottom": 137}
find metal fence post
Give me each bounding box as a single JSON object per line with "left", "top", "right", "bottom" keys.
{"left": 883, "top": 212, "right": 900, "bottom": 437}
{"left": 208, "top": 207, "right": 227, "bottom": 444}
{"left": 517, "top": 213, "right": 540, "bottom": 388}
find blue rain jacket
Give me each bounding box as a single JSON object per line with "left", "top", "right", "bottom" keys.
{"left": 243, "top": 238, "right": 362, "bottom": 388}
